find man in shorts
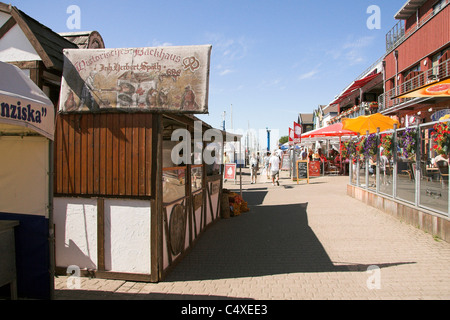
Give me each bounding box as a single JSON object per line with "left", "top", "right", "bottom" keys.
{"left": 268, "top": 150, "right": 281, "bottom": 186}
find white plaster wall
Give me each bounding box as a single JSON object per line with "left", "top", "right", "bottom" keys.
{"left": 0, "top": 12, "right": 41, "bottom": 62}
{"left": 104, "top": 199, "right": 151, "bottom": 274}
{"left": 54, "top": 198, "right": 98, "bottom": 270}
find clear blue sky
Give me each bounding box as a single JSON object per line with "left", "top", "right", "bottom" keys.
{"left": 13, "top": 0, "right": 406, "bottom": 145}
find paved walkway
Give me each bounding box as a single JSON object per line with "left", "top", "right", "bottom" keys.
{"left": 54, "top": 170, "right": 450, "bottom": 300}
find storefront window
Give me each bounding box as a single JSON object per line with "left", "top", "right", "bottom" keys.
{"left": 163, "top": 168, "right": 186, "bottom": 204}
{"left": 419, "top": 123, "right": 448, "bottom": 214}
{"left": 395, "top": 127, "right": 416, "bottom": 204}
{"left": 191, "top": 165, "right": 203, "bottom": 193}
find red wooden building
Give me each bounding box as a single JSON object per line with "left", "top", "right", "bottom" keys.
{"left": 380, "top": 0, "right": 450, "bottom": 123}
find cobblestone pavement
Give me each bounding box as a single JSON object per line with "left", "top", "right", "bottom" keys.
{"left": 54, "top": 171, "right": 450, "bottom": 300}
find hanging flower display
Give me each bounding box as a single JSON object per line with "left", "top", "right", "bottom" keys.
{"left": 398, "top": 127, "right": 417, "bottom": 159}
{"left": 380, "top": 133, "right": 394, "bottom": 157}
{"left": 362, "top": 133, "right": 378, "bottom": 158}
{"left": 432, "top": 122, "right": 450, "bottom": 155}
{"left": 343, "top": 140, "right": 357, "bottom": 159}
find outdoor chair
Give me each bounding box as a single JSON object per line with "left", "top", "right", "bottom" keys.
{"left": 436, "top": 160, "right": 449, "bottom": 187}
{"left": 420, "top": 161, "right": 434, "bottom": 182}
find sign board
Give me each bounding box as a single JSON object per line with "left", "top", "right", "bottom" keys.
{"left": 309, "top": 160, "right": 321, "bottom": 177}
{"left": 281, "top": 154, "right": 290, "bottom": 171}
{"left": 59, "top": 45, "right": 212, "bottom": 114}
{"left": 296, "top": 160, "right": 309, "bottom": 184}
{"left": 431, "top": 109, "right": 450, "bottom": 122}
{"left": 224, "top": 163, "right": 237, "bottom": 181}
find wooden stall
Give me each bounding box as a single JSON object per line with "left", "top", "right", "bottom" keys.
{"left": 52, "top": 44, "right": 239, "bottom": 282}
{"left": 53, "top": 112, "right": 235, "bottom": 282}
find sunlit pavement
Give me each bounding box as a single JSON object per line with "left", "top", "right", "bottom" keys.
{"left": 55, "top": 169, "right": 450, "bottom": 300}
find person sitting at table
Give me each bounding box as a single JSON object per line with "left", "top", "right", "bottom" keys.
{"left": 433, "top": 153, "right": 449, "bottom": 167}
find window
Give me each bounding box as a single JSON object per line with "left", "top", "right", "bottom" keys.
{"left": 433, "top": 0, "right": 445, "bottom": 15}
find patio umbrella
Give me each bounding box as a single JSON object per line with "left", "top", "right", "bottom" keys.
{"left": 301, "top": 122, "right": 358, "bottom": 139}
{"left": 342, "top": 113, "right": 399, "bottom": 135}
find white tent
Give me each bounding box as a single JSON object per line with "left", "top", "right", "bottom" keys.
{"left": 0, "top": 61, "right": 54, "bottom": 299}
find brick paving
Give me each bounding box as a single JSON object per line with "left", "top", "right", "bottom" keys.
{"left": 54, "top": 171, "right": 450, "bottom": 300}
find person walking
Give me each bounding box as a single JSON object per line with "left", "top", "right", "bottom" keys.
{"left": 268, "top": 150, "right": 281, "bottom": 186}
{"left": 263, "top": 151, "right": 271, "bottom": 179}
{"left": 250, "top": 153, "right": 259, "bottom": 184}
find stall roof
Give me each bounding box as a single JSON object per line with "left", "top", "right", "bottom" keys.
{"left": 0, "top": 3, "right": 78, "bottom": 71}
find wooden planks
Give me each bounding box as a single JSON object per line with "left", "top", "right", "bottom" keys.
{"left": 54, "top": 113, "right": 154, "bottom": 197}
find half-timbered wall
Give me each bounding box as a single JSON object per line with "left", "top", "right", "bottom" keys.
{"left": 54, "top": 113, "right": 154, "bottom": 198}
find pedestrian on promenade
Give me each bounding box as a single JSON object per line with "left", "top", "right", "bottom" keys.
{"left": 263, "top": 151, "right": 271, "bottom": 179}
{"left": 269, "top": 149, "right": 281, "bottom": 186}
{"left": 250, "top": 153, "right": 259, "bottom": 184}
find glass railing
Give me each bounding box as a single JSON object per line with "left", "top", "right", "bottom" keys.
{"left": 348, "top": 120, "right": 450, "bottom": 217}
{"left": 378, "top": 58, "right": 450, "bottom": 112}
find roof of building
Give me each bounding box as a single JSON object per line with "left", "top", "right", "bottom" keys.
{"left": 394, "top": 0, "right": 428, "bottom": 20}
{"left": 0, "top": 2, "right": 79, "bottom": 71}
{"left": 59, "top": 31, "right": 105, "bottom": 49}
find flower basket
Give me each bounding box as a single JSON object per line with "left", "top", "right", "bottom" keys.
{"left": 380, "top": 133, "right": 394, "bottom": 157}
{"left": 432, "top": 122, "right": 450, "bottom": 155}
{"left": 228, "top": 192, "right": 249, "bottom": 217}
{"left": 398, "top": 128, "right": 417, "bottom": 159}
{"left": 343, "top": 140, "right": 358, "bottom": 159}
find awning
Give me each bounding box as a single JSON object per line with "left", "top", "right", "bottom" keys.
{"left": 0, "top": 61, "right": 55, "bottom": 140}
{"left": 396, "top": 78, "right": 450, "bottom": 99}
{"left": 330, "top": 73, "right": 381, "bottom": 105}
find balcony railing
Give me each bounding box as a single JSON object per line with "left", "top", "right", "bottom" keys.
{"left": 378, "top": 58, "right": 450, "bottom": 112}
{"left": 385, "top": 0, "right": 449, "bottom": 53}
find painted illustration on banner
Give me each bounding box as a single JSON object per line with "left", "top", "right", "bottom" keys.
{"left": 59, "top": 45, "right": 212, "bottom": 114}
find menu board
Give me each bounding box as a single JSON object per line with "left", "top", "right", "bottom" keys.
{"left": 309, "top": 160, "right": 321, "bottom": 177}
{"left": 296, "top": 160, "right": 309, "bottom": 184}
{"left": 281, "top": 154, "right": 290, "bottom": 171}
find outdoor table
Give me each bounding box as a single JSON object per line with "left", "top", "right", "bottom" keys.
{"left": 0, "top": 220, "right": 19, "bottom": 300}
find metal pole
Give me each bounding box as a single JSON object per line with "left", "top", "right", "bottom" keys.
{"left": 415, "top": 123, "right": 420, "bottom": 207}
{"left": 48, "top": 139, "right": 55, "bottom": 300}
{"left": 365, "top": 130, "right": 369, "bottom": 190}
{"left": 376, "top": 128, "right": 380, "bottom": 194}
{"left": 393, "top": 124, "right": 398, "bottom": 199}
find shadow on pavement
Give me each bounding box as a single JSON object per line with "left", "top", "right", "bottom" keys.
{"left": 165, "top": 189, "right": 415, "bottom": 282}
{"left": 55, "top": 290, "right": 251, "bottom": 300}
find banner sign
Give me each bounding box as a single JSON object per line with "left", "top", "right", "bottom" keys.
{"left": 293, "top": 122, "right": 302, "bottom": 144}
{"left": 289, "top": 127, "right": 294, "bottom": 145}
{"left": 59, "top": 45, "right": 212, "bottom": 114}
{"left": 397, "top": 78, "right": 450, "bottom": 99}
